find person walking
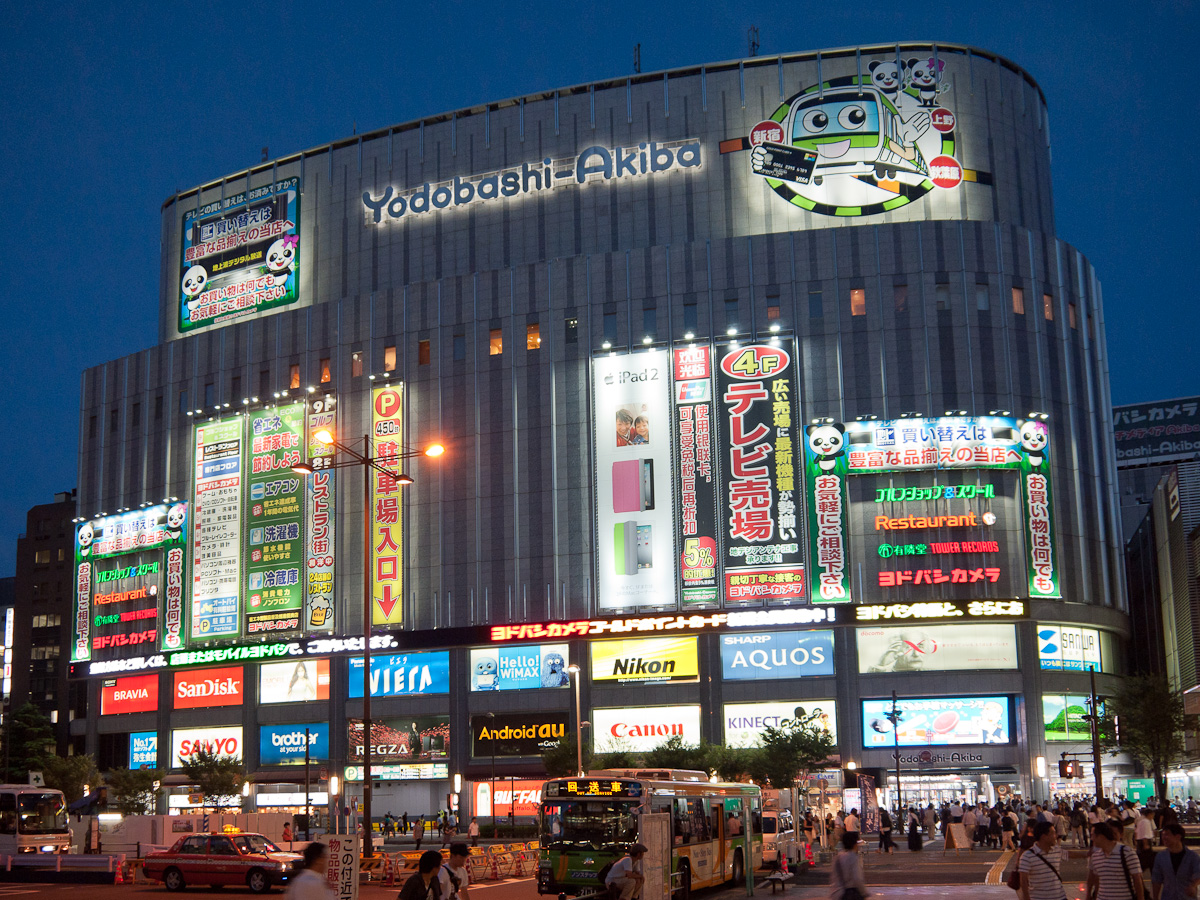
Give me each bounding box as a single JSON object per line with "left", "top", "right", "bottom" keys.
{"left": 843, "top": 809, "right": 861, "bottom": 848}
{"left": 829, "top": 831, "right": 870, "bottom": 900}
{"left": 413, "top": 817, "right": 425, "bottom": 851}
{"left": 1018, "top": 822, "right": 1066, "bottom": 900}
{"left": 906, "top": 807, "right": 922, "bottom": 852}
{"left": 923, "top": 805, "right": 936, "bottom": 840}
{"left": 468, "top": 816, "right": 480, "bottom": 848}
{"left": 1088, "top": 821, "right": 1145, "bottom": 900}
{"left": 876, "top": 809, "right": 894, "bottom": 854}
{"left": 398, "top": 851, "right": 446, "bottom": 900}
{"left": 1151, "top": 821, "right": 1200, "bottom": 900}
{"left": 286, "top": 842, "right": 335, "bottom": 900}
{"left": 402, "top": 812, "right": 409, "bottom": 835}
{"left": 438, "top": 843, "right": 471, "bottom": 900}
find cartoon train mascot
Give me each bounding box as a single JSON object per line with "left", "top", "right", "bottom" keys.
{"left": 1019, "top": 419, "right": 1049, "bottom": 467}
{"left": 806, "top": 422, "right": 846, "bottom": 472}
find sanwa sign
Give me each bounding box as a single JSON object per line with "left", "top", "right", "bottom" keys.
{"left": 720, "top": 630, "right": 835, "bottom": 681}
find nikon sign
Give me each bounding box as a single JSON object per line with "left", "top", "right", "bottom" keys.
{"left": 470, "top": 711, "right": 568, "bottom": 758}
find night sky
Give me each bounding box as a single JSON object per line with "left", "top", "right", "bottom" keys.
{"left": 1, "top": 1, "right": 1196, "bottom": 575}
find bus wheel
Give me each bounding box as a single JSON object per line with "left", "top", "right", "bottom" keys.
{"left": 677, "top": 862, "right": 691, "bottom": 900}
{"left": 732, "top": 850, "right": 744, "bottom": 885}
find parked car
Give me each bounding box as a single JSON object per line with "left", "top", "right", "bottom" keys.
{"left": 144, "top": 832, "right": 302, "bottom": 893}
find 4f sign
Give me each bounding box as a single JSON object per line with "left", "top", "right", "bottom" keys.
{"left": 721, "top": 346, "right": 790, "bottom": 380}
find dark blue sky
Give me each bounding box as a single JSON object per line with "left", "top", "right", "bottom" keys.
{"left": 1, "top": 1, "right": 1196, "bottom": 575}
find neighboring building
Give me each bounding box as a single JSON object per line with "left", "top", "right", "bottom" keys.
{"left": 71, "top": 43, "right": 1125, "bottom": 815}
{"left": 12, "top": 490, "right": 78, "bottom": 754}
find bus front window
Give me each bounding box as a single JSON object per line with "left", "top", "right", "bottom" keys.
{"left": 541, "top": 800, "right": 639, "bottom": 850}
{"left": 17, "top": 793, "right": 67, "bottom": 835}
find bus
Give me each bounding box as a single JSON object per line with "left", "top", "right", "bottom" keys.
{"left": 0, "top": 785, "right": 70, "bottom": 853}
{"left": 537, "top": 769, "right": 762, "bottom": 899}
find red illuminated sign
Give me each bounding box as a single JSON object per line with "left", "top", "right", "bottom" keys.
{"left": 173, "top": 665, "right": 244, "bottom": 709}
{"left": 879, "top": 568, "right": 1001, "bottom": 587}
{"left": 101, "top": 673, "right": 159, "bottom": 714}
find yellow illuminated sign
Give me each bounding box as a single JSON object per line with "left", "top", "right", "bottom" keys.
{"left": 590, "top": 636, "right": 699, "bottom": 684}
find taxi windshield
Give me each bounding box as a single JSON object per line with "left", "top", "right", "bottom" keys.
{"left": 234, "top": 835, "right": 282, "bottom": 854}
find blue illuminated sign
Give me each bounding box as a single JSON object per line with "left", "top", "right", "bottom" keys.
{"left": 348, "top": 651, "right": 450, "bottom": 697}
{"left": 719, "top": 630, "right": 835, "bottom": 681}
{"left": 259, "top": 723, "right": 329, "bottom": 766}
{"left": 130, "top": 731, "right": 158, "bottom": 769}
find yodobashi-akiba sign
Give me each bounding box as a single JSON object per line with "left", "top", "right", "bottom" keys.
{"left": 171, "top": 726, "right": 243, "bottom": 764}
{"left": 591, "top": 705, "right": 701, "bottom": 753}
{"left": 173, "top": 666, "right": 244, "bottom": 709}
{"left": 719, "top": 630, "right": 835, "bottom": 681}
{"left": 363, "top": 140, "right": 701, "bottom": 223}
{"left": 101, "top": 673, "right": 159, "bottom": 714}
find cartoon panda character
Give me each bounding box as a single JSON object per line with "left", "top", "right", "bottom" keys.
{"left": 76, "top": 521, "right": 95, "bottom": 558}
{"left": 868, "top": 59, "right": 906, "bottom": 104}
{"left": 806, "top": 422, "right": 847, "bottom": 472}
{"left": 265, "top": 235, "right": 299, "bottom": 286}
{"left": 1019, "top": 419, "right": 1049, "bottom": 467}
{"left": 541, "top": 652, "right": 569, "bottom": 688}
{"left": 181, "top": 265, "right": 208, "bottom": 319}
{"left": 907, "top": 57, "right": 947, "bottom": 107}
{"left": 165, "top": 503, "right": 187, "bottom": 541}
{"left": 474, "top": 656, "right": 498, "bottom": 691}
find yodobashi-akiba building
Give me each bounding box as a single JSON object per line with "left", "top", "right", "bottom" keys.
{"left": 73, "top": 43, "right": 1130, "bottom": 810}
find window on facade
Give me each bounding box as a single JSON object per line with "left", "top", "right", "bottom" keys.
{"left": 893, "top": 285, "right": 908, "bottom": 313}
{"left": 110, "top": 408, "right": 119, "bottom": 432}
{"left": 683, "top": 304, "right": 698, "bottom": 333}
{"left": 850, "top": 289, "right": 866, "bottom": 317}
{"left": 351, "top": 351, "right": 363, "bottom": 377}
{"left": 809, "top": 290, "right": 823, "bottom": 318}
{"left": 57, "top": 548, "right": 64, "bottom": 562}
{"left": 527, "top": 323, "right": 541, "bottom": 350}
{"left": 179, "top": 390, "right": 188, "bottom": 414}
{"left": 767, "top": 305, "right": 781, "bottom": 322}
{"left": 1012, "top": 287, "right": 1025, "bottom": 315}
{"left": 603, "top": 312, "right": 617, "bottom": 342}
{"left": 231, "top": 376, "right": 241, "bottom": 400}
{"left": 319, "top": 358, "right": 331, "bottom": 383}
{"left": 259, "top": 370, "right": 270, "bottom": 397}
{"left": 489, "top": 329, "right": 503, "bottom": 355}
{"left": 565, "top": 317, "right": 578, "bottom": 343}
{"left": 154, "top": 395, "right": 164, "bottom": 420}
{"left": 975, "top": 286, "right": 990, "bottom": 310}
{"left": 384, "top": 345, "right": 397, "bottom": 371}
{"left": 724, "top": 298, "right": 738, "bottom": 327}
{"left": 131, "top": 402, "right": 141, "bottom": 428}
{"left": 453, "top": 335, "right": 466, "bottom": 360}
{"left": 34, "top": 550, "right": 50, "bottom": 565}
{"left": 1043, "top": 293, "right": 1054, "bottom": 321}
{"left": 935, "top": 285, "right": 950, "bottom": 310}
{"left": 642, "top": 309, "right": 655, "bottom": 339}
{"left": 289, "top": 365, "right": 300, "bottom": 389}
{"left": 1069, "top": 302, "right": 1078, "bottom": 329}
{"left": 418, "top": 340, "right": 431, "bottom": 366}
{"left": 204, "top": 383, "right": 215, "bottom": 407}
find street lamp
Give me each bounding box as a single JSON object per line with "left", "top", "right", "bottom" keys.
{"left": 293, "top": 430, "right": 444, "bottom": 857}
{"left": 484, "top": 712, "right": 497, "bottom": 838}
{"left": 567, "top": 665, "right": 585, "bottom": 777}
{"left": 885, "top": 691, "right": 904, "bottom": 816}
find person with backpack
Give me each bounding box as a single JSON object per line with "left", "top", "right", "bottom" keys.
{"left": 438, "top": 843, "right": 471, "bottom": 900}
{"left": 1088, "top": 821, "right": 1144, "bottom": 900}
{"left": 605, "top": 843, "right": 647, "bottom": 900}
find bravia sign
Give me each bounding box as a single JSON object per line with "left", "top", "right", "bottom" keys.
{"left": 173, "top": 666, "right": 244, "bottom": 709}
{"left": 101, "top": 673, "right": 159, "bottom": 714}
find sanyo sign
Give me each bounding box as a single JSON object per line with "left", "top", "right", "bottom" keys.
{"left": 170, "top": 726, "right": 243, "bottom": 765}
{"left": 363, "top": 140, "right": 701, "bottom": 224}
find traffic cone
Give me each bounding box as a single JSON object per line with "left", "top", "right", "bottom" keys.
{"left": 113, "top": 861, "right": 125, "bottom": 885}
{"left": 780, "top": 852, "right": 789, "bottom": 876}
{"left": 804, "top": 843, "right": 815, "bottom": 867}
{"left": 384, "top": 855, "right": 395, "bottom": 887}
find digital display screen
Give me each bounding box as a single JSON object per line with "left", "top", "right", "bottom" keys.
{"left": 546, "top": 780, "right": 643, "bottom": 798}
{"left": 861, "top": 696, "right": 1012, "bottom": 747}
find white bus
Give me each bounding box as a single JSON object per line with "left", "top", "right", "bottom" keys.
{"left": 0, "top": 785, "right": 70, "bottom": 853}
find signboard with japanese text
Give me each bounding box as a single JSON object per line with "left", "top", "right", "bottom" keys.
{"left": 100, "top": 674, "right": 159, "bottom": 714}
{"left": 474, "top": 780, "right": 544, "bottom": 817}
{"left": 715, "top": 342, "right": 804, "bottom": 605}
{"left": 305, "top": 396, "right": 336, "bottom": 631}
{"left": 719, "top": 630, "right": 835, "bottom": 681}
{"left": 371, "top": 386, "right": 405, "bottom": 625}
{"left": 130, "top": 731, "right": 158, "bottom": 768}
{"left": 470, "top": 711, "right": 568, "bottom": 757}
{"left": 170, "top": 725, "right": 243, "bottom": 766}
{"left": 723, "top": 700, "right": 838, "bottom": 747}
{"left": 325, "top": 834, "right": 359, "bottom": 900}
{"left": 245, "top": 404, "right": 305, "bottom": 635}
{"left": 259, "top": 658, "right": 331, "bottom": 703}
{"left": 348, "top": 651, "right": 450, "bottom": 697}
{"left": 1037, "top": 625, "right": 1102, "bottom": 672}
{"left": 467, "top": 644, "right": 570, "bottom": 691}
{"left": 591, "top": 705, "right": 702, "bottom": 753}
{"left": 861, "top": 696, "right": 1012, "bottom": 747}
{"left": 343, "top": 763, "right": 449, "bottom": 782}
{"left": 592, "top": 350, "right": 678, "bottom": 610}
{"left": 259, "top": 723, "right": 328, "bottom": 766}
{"left": 853, "top": 599, "right": 1026, "bottom": 624}
{"left": 590, "top": 636, "right": 700, "bottom": 684}
{"left": 348, "top": 716, "right": 449, "bottom": 766}
{"left": 180, "top": 178, "right": 300, "bottom": 334}
{"left": 1113, "top": 397, "right": 1200, "bottom": 467}
{"left": 191, "top": 417, "right": 244, "bottom": 639}
{"left": 856, "top": 624, "right": 1018, "bottom": 673}
{"left": 673, "top": 346, "right": 720, "bottom": 607}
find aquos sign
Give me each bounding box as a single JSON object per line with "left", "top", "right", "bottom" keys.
{"left": 720, "top": 630, "right": 835, "bottom": 681}
{"left": 363, "top": 140, "right": 701, "bottom": 224}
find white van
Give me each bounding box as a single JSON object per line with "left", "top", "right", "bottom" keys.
{"left": 762, "top": 807, "right": 796, "bottom": 865}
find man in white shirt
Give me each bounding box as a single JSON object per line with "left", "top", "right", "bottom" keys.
{"left": 606, "top": 843, "right": 647, "bottom": 900}
{"left": 1019, "top": 821, "right": 1066, "bottom": 900}
{"left": 949, "top": 800, "right": 964, "bottom": 822}
{"left": 437, "top": 843, "right": 471, "bottom": 900}
{"left": 1135, "top": 808, "right": 1156, "bottom": 853}
{"left": 843, "top": 810, "right": 860, "bottom": 846}
{"left": 1089, "top": 821, "right": 1144, "bottom": 900}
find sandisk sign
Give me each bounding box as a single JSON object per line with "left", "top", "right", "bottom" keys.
{"left": 173, "top": 666, "right": 244, "bottom": 709}
{"left": 170, "top": 725, "right": 243, "bottom": 764}
{"left": 101, "top": 673, "right": 159, "bottom": 714}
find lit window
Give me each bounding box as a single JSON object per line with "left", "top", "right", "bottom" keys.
{"left": 34, "top": 550, "right": 50, "bottom": 565}
{"left": 351, "top": 351, "right": 363, "bottom": 378}
{"left": 767, "top": 305, "right": 780, "bottom": 322}
{"left": 850, "top": 289, "right": 866, "bottom": 317}
{"left": 418, "top": 340, "right": 431, "bottom": 366}
{"left": 289, "top": 365, "right": 300, "bottom": 389}
{"left": 1043, "top": 293, "right": 1054, "bottom": 321}
{"left": 565, "top": 317, "right": 578, "bottom": 344}
{"left": 1012, "top": 287, "right": 1025, "bottom": 315}
{"left": 384, "top": 346, "right": 397, "bottom": 372}
{"left": 319, "top": 358, "right": 331, "bottom": 383}
{"left": 57, "top": 548, "right": 64, "bottom": 562}
{"left": 975, "top": 286, "right": 990, "bottom": 310}
{"left": 527, "top": 323, "right": 541, "bottom": 350}
{"left": 1069, "top": 303, "right": 1078, "bottom": 329}
{"left": 490, "top": 329, "right": 503, "bottom": 355}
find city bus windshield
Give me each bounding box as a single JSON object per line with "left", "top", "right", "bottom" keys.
{"left": 541, "top": 799, "right": 639, "bottom": 851}
{"left": 17, "top": 793, "right": 67, "bottom": 835}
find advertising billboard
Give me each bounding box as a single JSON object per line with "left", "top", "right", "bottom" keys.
{"left": 130, "top": 732, "right": 157, "bottom": 769}
{"left": 719, "top": 630, "right": 835, "bottom": 681}
{"left": 591, "top": 705, "right": 702, "bottom": 753}
{"left": 259, "top": 723, "right": 329, "bottom": 766}
{"left": 1037, "top": 625, "right": 1102, "bottom": 672}
{"left": 470, "top": 711, "right": 568, "bottom": 758}
{"left": 590, "top": 637, "right": 699, "bottom": 684}
{"left": 260, "top": 658, "right": 331, "bottom": 703}
{"left": 723, "top": 700, "right": 838, "bottom": 748}
{"left": 170, "top": 726, "right": 244, "bottom": 766}
{"left": 673, "top": 346, "right": 720, "bottom": 607}
{"left": 1113, "top": 398, "right": 1200, "bottom": 467}
{"left": 191, "top": 417, "right": 244, "bottom": 639}
{"left": 245, "top": 403, "right": 306, "bottom": 635}
{"left": 179, "top": 177, "right": 300, "bottom": 333}
{"left": 593, "top": 350, "right": 678, "bottom": 610}
{"left": 305, "top": 396, "right": 337, "bottom": 632}
{"left": 348, "top": 651, "right": 450, "bottom": 697}
{"left": 100, "top": 674, "right": 159, "bottom": 715}
{"left": 173, "top": 666, "right": 245, "bottom": 709}
{"left": 348, "top": 717, "right": 449, "bottom": 765}
{"left": 474, "top": 780, "right": 544, "bottom": 818}
{"left": 714, "top": 343, "right": 804, "bottom": 605}
{"left": 856, "top": 624, "right": 1018, "bottom": 673}
{"left": 370, "top": 386, "right": 405, "bottom": 626}
{"left": 468, "top": 644, "right": 570, "bottom": 691}
{"left": 343, "top": 762, "right": 449, "bottom": 782}
{"left": 1043, "top": 694, "right": 1095, "bottom": 742}
{"left": 861, "top": 696, "right": 1012, "bottom": 747}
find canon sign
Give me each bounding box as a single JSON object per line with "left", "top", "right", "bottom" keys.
{"left": 591, "top": 705, "right": 701, "bottom": 753}
{"left": 173, "top": 666, "right": 244, "bottom": 709}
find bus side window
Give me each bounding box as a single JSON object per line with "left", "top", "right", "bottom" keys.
{"left": 675, "top": 799, "right": 692, "bottom": 845}
{"left": 751, "top": 798, "right": 762, "bottom": 835}
{"left": 691, "top": 800, "right": 709, "bottom": 842}
{"left": 0, "top": 794, "right": 14, "bottom": 835}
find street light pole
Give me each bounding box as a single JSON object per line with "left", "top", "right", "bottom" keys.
{"left": 567, "top": 665, "right": 583, "bottom": 776}
{"left": 1088, "top": 665, "right": 1104, "bottom": 801}
{"left": 886, "top": 691, "right": 904, "bottom": 817}
{"left": 484, "top": 712, "right": 497, "bottom": 839}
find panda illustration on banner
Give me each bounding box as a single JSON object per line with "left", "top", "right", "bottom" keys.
{"left": 806, "top": 422, "right": 847, "bottom": 472}
{"left": 1019, "top": 419, "right": 1049, "bottom": 467}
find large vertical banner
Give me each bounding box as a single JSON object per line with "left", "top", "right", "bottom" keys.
{"left": 804, "top": 423, "right": 851, "bottom": 603}
{"left": 593, "top": 350, "right": 678, "bottom": 610}
{"left": 179, "top": 178, "right": 301, "bottom": 333}
{"left": 714, "top": 343, "right": 805, "bottom": 605}
{"left": 1019, "top": 420, "right": 1058, "bottom": 597}
{"left": 673, "top": 346, "right": 720, "bottom": 607}
{"left": 306, "top": 396, "right": 337, "bottom": 632}
{"left": 371, "top": 386, "right": 405, "bottom": 626}
{"left": 245, "top": 404, "right": 305, "bottom": 634}
{"left": 191, "top": 418, "right": 244, "bottom": 639}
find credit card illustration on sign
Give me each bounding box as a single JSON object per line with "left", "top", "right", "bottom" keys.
{"left": 751, "top": 142, "right": 819, "bottom": 184}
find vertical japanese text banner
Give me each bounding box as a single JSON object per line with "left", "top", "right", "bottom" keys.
{"left": 371, "top": 386, "right": 405, "bottom": 626}
{"left": 803, "top": 418, "right": 852, "bottom": 604}
{"left": 714, "top": 343, "right": 805, "bottom": 606}
{"left": 191, "top": 417, "right": 244, "bottom": 639}
{"left": 1020, "top": 419, "right": 1059, "bottom": 598}
{"left": 306, "top": 396, "right": 337, "bottom": 632}
{"left": 672, "top": 346, "right": 720, "bottom": 607}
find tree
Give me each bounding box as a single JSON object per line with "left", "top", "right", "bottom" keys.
{"left": 1099, "top": 674, "right": 1184, "bottom": 801}
{"left": 178, "top": 748, "right": 245, "bottom": 811}
{"left": 642, "top": 736, "right": 712, "bottom": 772}
{"left": 43, "top": 754, "right": 100, "bottom": 804}
{"left": 106, "top": 767, "right": 163, "bottom": 815}
{"left": 756, "top": 711, "right": 837, "bottom": 789}
{"left": 709, "top": 746, "right": 762, "bottom": 783}
{"left": 542, "top": 734, "right": 592, "bottom": 778}
{"left": 2, "top": 703, "right": 54, "bottom": 781}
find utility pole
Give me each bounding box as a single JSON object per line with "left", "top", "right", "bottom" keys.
{"left": 1088, "top": 666, "right": 1104, "bottom": 800}
{"left": 885, "top": 691, "right": 903, "bottom": 815}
